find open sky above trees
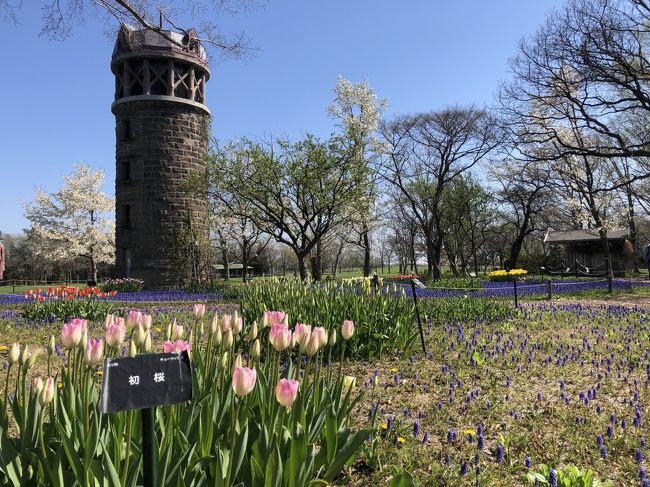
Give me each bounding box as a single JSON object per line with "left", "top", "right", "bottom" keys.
{"left": 0, "top": 0, "right": 564, "bottom": 234}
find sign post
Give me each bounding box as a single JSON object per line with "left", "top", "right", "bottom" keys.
{"left": 410, "top": 279, "right": 427, "bottom": 355}
{"left": 100, "top": 351, "right": 193, "bottom": 487}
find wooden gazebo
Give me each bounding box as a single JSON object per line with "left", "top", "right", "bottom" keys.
{"left": 544, "top": 229, "right": 629, "bottom": 276}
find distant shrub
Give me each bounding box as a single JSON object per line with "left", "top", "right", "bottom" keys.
{"left": 101, "top": 277, "right": 144, "bottom": 293}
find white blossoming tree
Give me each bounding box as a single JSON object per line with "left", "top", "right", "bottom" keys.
{"left": 23, "top": 164, "right": 115, "bottom": 283}
{"left": 327, "top": 76, "right": 388, "bottom": 276}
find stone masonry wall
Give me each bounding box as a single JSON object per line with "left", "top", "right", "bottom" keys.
{"left": 114, "top": 100, "right": 210, "bottom": 288}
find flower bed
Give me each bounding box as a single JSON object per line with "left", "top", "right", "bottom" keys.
{"left": 0, "top": 307, "right": 370, "bottom": 486}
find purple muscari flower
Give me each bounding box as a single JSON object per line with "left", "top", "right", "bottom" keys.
{"left": 637, "top": 448, "right": 644, "bottom": 464}
{"left": 413, "top": 421, "right": 420, "bottom": 437}
{"left": 537, "top": 391, "right": 542, "bottom": 401}
{"left": 460, "top": 461, "right": 469, "bottom": 476}
{"left": 597, "top": 434, "right": 604, "bottom": 446}
{"left": 447, "top": 429, "right": 457, "bottom": 444}
{"left": 422, "top": 432, "right": 429, "bottom": 444}
{"left": 600, "top": 444, "right": 608, "bottom": 459}
{"left": 387, "top": 415, "right": 394, "bottom": 430}
{"left": 607, "top": 425, "right": 613, "bottom": 439}
{"left": 642, "top": 437, "right": 647, "bottom": 448}
{"left": 474, "top": 452, "right": 480, "bottom": 465}
{"left": 549, "top": 468, "right": 557, "bottom": 487}
{"left": 525, "top": 456, "right": 532, "bottom": 468}
{"left": 444, "top": 454, "right": 451, "bottom": 465}
{"left": 641, "top": 466, "right": 647, "bottom": 480}
{"left": 477, "top": 431, "right": 485, "bottom": 450}
{"left": 496, "top": 444, "right": 504, "bottom": 464}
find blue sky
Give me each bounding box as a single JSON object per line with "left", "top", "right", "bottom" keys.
{"left": 0, "top": 0, "right": 564, "bottom": 234}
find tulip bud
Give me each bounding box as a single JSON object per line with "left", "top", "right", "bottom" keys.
{"left": 251, "top": 339, "right": 261, "bottom": 358}
{"left": 48, "top": 335, "right": 56, "bottom": 356}
{"left": 8, "top": 343, "right": 20, "bottom": 365}
{"left": 133, "top": 323, "right": 146, "bottom": 347}
{"left": 144, "top": 332, "right": 152, "bottom": 352}
{"left": 141, "top": 314, "right": 152, "bottom": 331}
{"left": 314, "top": 327, "right": 327, "bottom": 347}
{"left": 232, "top": 316, "right": 243, "bottom": 335}
{"left": 210, "top": 313, "right": 219, "bottom": 336}
{"left": 275, "top": 378, "right": 299, "bottom": 407}
{"left": 305, "top": 332, "right": 320, "bottom": 357}
{"left": 261, "top": 312, "right": 270, "bottom": 328}
{"left": 171, "top": 322, "right": 184, "bottom": 341}
{"left": 214, "top": 326, "right": 223, "bottom": 345}
{"left": 224, "top": 328, "right": 234, "bottom": 348}
{"left": 234, "top": 353, "right": 243, "bottom": 371}
{"left": 220, "top": 351, "right": 229, "bottom": 370}
{"left": 373, "top": 375, "right": 379, "bottom": 387}
{"left": 282, "top": 314, "right": 289, "bottom": 326}
{"left": 25, "top": 350, "right": 41, "bottom": 370}
{"left": 81, "top": 327, "right": 88, "bottom": 350}
{"left": 19, "top": 345, "right": 29, "bottom": 366}
{"left": 343, "top": 375, "right": 356, "bottom": 393}
{"left": 328, "top": 329, "right": 337, "bottom": 347}
{"left": 166, "top": 322, "right": 172, "bottom": 341}
{"left": 248, "top": 321, "right": 258, "bottom": 341}
{"left": 104, "top": 313, "right": 115, "bottom": 328}
{"left": 33, "top": 377, "right": 44, "bottom": 395}
{"left": 193, "top": 303, "right": 206, "bottom": 319}
{"left": 84, "top": 339, "right": 103, "bottom": 366}
{"left": 39, "top": 377, "right": 55, "bottom": 406}
{"left": 232, "top": 367, "right": 257, "bottom": 396}
{"left": 129, "top": 339, "right": 137, "bottom": 357}
{"left": 342, "top": 320, "right": 355, "bottom": 340}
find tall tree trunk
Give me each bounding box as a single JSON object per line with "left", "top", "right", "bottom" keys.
{"left": 297, "top": 253, "right": 308, "bottom": 281}
{"left": 90, "top": 254, "right": 98, "bottom": 284}
{"left": 625, "top": 184, "right": 639, "bottom": 273}
{"left": 332, "top": 242, "right": 344, "bottom": 279}
{"left": 310, "top": 239, "right": 323, "bottom": 281}
{"left": 222, "top": 247, "right": 230, "bottom": 281}
{"left": 362, "top": 229, "right": 371, "bottom": 277}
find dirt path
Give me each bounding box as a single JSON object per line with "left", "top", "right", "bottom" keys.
{"left": 547, "top": 294, "right": 650, "bottom": 309}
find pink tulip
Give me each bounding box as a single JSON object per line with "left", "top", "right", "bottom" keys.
{"left": 275, "top": 379, "right": 299, "bottom": 407}
{"left": 84, "top": 338, "right": 104, "bottom": 366}
{"left": 221, "top": 314, "right": 232, "bottom": 331}
{"left": 61, "top": 321, "right": 84, "bottom": 348}
{"left": 171, "top": 323, "right": 184, "bottom": 341}
{"left": 305, "top": 331, "right": 320, "bottom": 356}
{"left": 313, "top": 327, "right": 328, "bottom": 347}
{"left": 224, "top": 328, "right": 234, "bottom": 348}
{"left": 105, "top": 321, "right": 126, "bottom": 348}
{"left": 293, "top": 323, "right": 312, "bottom": 350}
{"left": 232, "top": 367, "right": 257, "bottom": 396}
{"left": 127, "top": 310, "right": 142, "bottom": 329}
{"left": 32, "top": 377, "right": 44, "bottom": 394}
{"left": 39, "top": 377, "right": 55, "bottom": 406}
{"left": 269, "top": 323, "right": 292, "bottom": 352}
{"left": 69, "top": 318, "right": 88, "bottom": 330}
{"left": 104, "top": 314, "right": 115, "bottom": 327}
{"left": 232, "top": 315, "right": 243, "bottom": 335}
{"left": 139, "top": 314, "right": 153, "bottom": 330}
{"left": 163, "top": 340, "right": 191, "bottom": 353}
{"left": 263, "top": 311, "right": 287, "bottom": 328}
{"left": 342, "top": 320, "right": 355, "bottom": 340}
{"left": 193, "top": 303, "right": 206, "bottom": 319}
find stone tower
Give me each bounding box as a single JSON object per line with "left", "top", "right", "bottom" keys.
{"left": 111, "top": 25, "right": 211, "bottom": 288}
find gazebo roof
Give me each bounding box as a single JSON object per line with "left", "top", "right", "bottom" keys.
{"left": 544, "top": 229, "right": 629, "bottom": 244}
